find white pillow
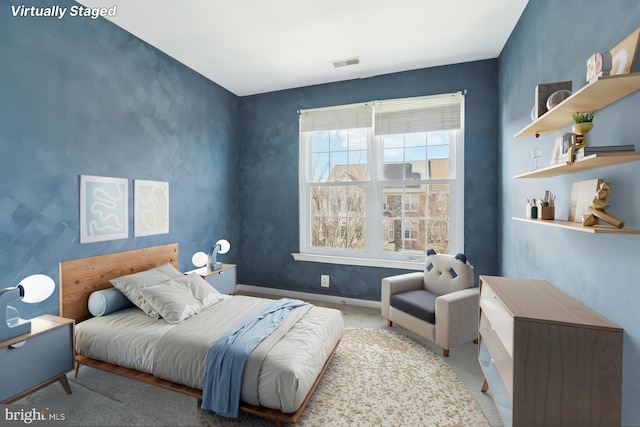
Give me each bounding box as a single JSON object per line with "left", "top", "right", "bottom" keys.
{"left": 176, "top": 274, "right": 224, "bottom": 308}
{"left": 154, "top": 263, "right": 185, "bottom": 279}
{"left": 137, "top": 279, "right": 202, "bottom": 324}
{"left": 109, "top": 264, "right": 182, "bottom": 319}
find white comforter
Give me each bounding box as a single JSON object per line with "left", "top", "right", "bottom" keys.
{"left": 75, "top": 295, "right": 343, "bottom": 413}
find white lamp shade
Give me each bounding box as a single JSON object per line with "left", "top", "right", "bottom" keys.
{"left": 18, "top": 274, "right": 55, "bottom": 303}
{"left": 216, "top": 239, "right": 231, "bottom": 254}
{"left": 192, "top": 252, "right": 208, "bottom": 268}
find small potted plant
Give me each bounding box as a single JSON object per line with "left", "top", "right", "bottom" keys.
{"left": 572, "top": 111, "right": 594, "bottom": 135}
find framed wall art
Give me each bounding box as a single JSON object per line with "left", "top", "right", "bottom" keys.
{"left": 568, "top": 178, "right": 603, "bottom": 223}
{"left": 610, "top": 28, "right": 640, "bottom": 75}
{"left": 80, "top": 175, "right": 128, "bottom": 243}
{"left": 134, "top": 179, "right": 169, "bottom": 237}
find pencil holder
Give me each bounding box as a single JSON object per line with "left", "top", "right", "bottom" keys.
{"left": 540, "top": 205, "right": 554, "bottom": 220}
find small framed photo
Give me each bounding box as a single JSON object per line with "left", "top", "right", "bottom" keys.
{"left": 560, "top": 132, "right": 575, "bottom": 155}
{"left": 554, "top": 133, "right": 579, "bottom": 164}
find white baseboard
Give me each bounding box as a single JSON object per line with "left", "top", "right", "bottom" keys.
{"left": 235, "top": 284, "right": 381, "bottom": 309}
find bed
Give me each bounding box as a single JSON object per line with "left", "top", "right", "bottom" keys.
{"left": 59, "top": 243, "right": 343, "bottom": 426}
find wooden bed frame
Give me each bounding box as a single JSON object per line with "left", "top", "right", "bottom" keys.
{"left": 59, "top": 243, "right": 339, "bottom": 426}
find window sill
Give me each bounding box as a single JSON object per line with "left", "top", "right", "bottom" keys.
{"left": 291, "top": 253, "right": 424, "bottom": 270}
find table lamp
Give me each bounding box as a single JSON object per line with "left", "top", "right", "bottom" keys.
{"left": 192, "top": 251, "right": 208, "bottom": 269}
{"left": 0, "top": 274, "right": 55, "bottom": 341}
{"left": 191, "top": 239, "right": 231, "bottom": 272}
{"left": 208, "top": 239, "right": 230, "bottom": 270}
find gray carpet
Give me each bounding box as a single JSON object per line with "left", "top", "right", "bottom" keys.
{"left": 19, "top": 366, "right": 200, "bottom": 426}
{"left": 17, "top": 295, "right": 502, "bottom": 426}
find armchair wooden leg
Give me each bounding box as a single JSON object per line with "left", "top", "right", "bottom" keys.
{"left": 481, "top": 378, "right": 489, "bottom": 393}
{"left": 443, "top": 348, "right": 450, "bottom": 357}
{"left": 473, "top": 338, "right": 478, "bottom": 344}
{"left": 387, "top": 319, "right": 393, "bottom": 327}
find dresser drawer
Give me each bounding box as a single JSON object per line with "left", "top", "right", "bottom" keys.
{"left": 480, "top": 283, "right": 514, "bottom": 357}
{"left": 479, "top": 312, "right": 513, "bottom": 398}
{"left": 0, "top": 323, "right": 74, "bottom": 401}
{"left": 204, "top": 266, "right": 236, "bottom": 294}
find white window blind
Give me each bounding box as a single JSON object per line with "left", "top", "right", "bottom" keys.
{"left": 374, "top": 93, "right": 462, "bottom": 135}
{"left": 299, "top": 103, "right": 372, "bottom": 132}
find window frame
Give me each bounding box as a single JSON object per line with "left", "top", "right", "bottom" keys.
{"left": 294, "top": 94, "right": 465, "bottom": 269}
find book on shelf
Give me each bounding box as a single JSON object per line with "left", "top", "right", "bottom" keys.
{"left": 557, "top": 145, "right": 635, "bottom": 163}
{"left": 581, "top": 145, "right": 635, "bottom": 153}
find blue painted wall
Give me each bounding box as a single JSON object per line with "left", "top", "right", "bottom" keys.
{"left": 237, "top": 60, "right": 500, "bottom": 300}
{"left": 499, "top": 0, "right": 640, "bottom": 423}
{"left": 6, "top": 0, "right": 636, "bottom": 420}
{"left": 0, "top": 0, "right": 240, "bottom": 318}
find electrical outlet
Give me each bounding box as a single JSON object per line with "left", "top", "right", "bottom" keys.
{"left": 321, "top": 275, "right": 330, "bottom": 288}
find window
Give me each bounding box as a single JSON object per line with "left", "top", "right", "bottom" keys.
{"left": 297, "top": 93, "right": 464, "bottom": 267}
{"left": 404, "top": 194, "right": 420, "bottom": 212}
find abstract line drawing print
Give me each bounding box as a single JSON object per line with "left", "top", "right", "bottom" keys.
{"left": 80, "top": 175, "right": 129, "bottom": 243}
{"left": 134, "top": 180, "right": 169, "bottom": 237}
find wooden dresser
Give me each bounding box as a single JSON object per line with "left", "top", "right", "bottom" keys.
{"left": 478, "top": 275, "right": 622, "bottom": 427}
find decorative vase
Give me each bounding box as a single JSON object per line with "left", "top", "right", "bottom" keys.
{"left": 572, "top": 122, "right": 593, "bottom": 135}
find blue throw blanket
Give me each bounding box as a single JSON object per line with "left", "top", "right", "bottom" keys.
{"left": 200, "top": 298, "right": 308, "bottom": 418}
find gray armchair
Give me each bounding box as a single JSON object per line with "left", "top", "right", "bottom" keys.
{"left": 381, "top": 250, "right": 478, "bottom": 357}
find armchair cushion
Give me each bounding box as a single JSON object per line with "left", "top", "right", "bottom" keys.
{"left": 423, "top": 251, "right": 473, "bottom": 295}
{"left": 390, "top": 289, "right": 437, "bottom": 324}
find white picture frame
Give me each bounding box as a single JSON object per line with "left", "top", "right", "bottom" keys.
{"left": 134, "top": 179, "right": 169, "bottom": 237}
{"left": 80, "top": 175, "right": 129, "bottom": 243}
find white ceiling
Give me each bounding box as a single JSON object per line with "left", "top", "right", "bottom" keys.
{"left": 78, "top": 1, "right": 529, "bottom": 96}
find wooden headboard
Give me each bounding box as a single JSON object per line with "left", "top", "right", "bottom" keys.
{"left": 59, "top": 243, "right": 178, "bottom": 323}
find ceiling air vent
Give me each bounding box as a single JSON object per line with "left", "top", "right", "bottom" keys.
{"left": 332, "top": 57, "right": 360, "bottom": 68}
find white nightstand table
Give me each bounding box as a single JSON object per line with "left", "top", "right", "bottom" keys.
{"left": 187, "top": 264, "right": 237, "bottom": 294}
{"left": 0, "top": 315, "right": 74, "bottom": 403}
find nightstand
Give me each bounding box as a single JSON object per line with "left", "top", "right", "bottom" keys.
{"left": 0, "top": 315, "right": 74, "bottom": 403}
{"left": 188, "top": 264, "right": 237, "bottom": 294}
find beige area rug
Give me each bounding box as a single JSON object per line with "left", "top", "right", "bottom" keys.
{"left": 200, "top": 328, "right": 489, "bottom": 427}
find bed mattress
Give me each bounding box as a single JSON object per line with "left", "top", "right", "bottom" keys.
{"left": 75, "top": 295, "right": 343, "bottom": 414}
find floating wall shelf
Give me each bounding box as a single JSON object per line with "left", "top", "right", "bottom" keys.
{"left": 514, "top": 152, "right": 640, "bottom": 178}
{"left": 513, "top": 217, "right": 640, "bottom": 234}
{"left": 515, "top": 73, "right": 640, "bottom": 138}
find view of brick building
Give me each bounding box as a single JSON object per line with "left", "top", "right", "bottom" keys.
{"left": 311, "top": 159, "right": 450, "bottom": 254}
